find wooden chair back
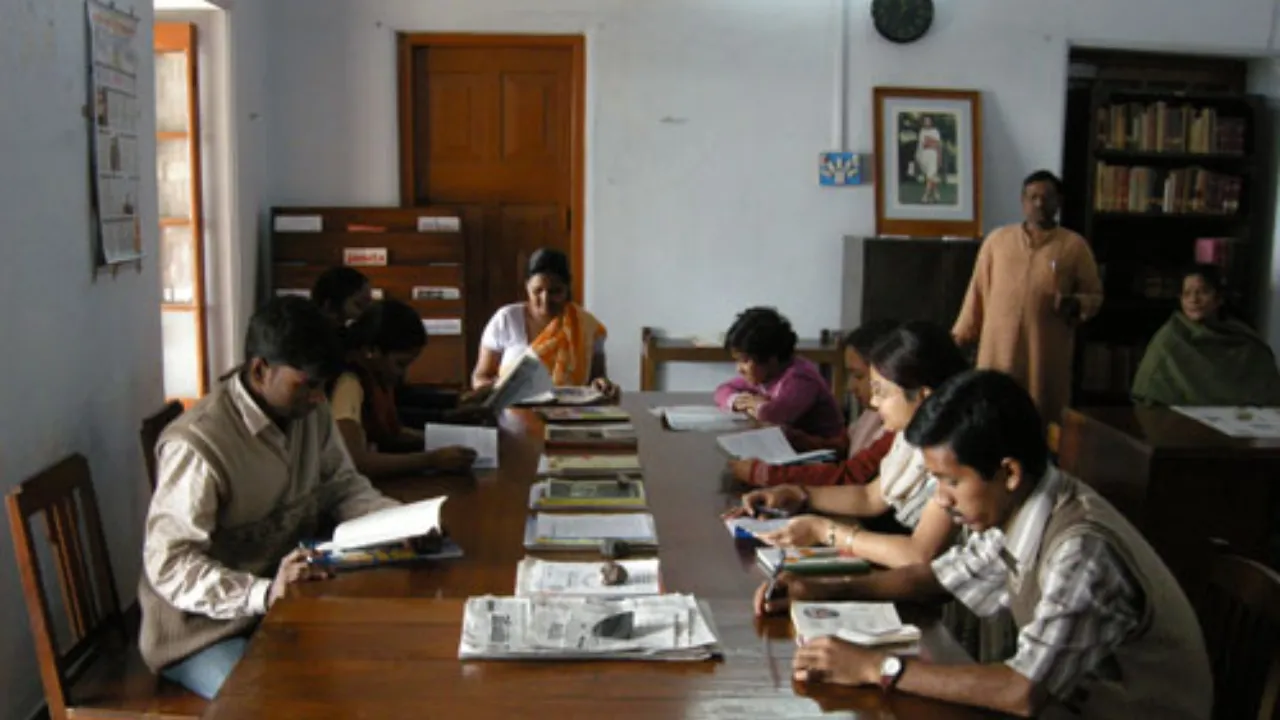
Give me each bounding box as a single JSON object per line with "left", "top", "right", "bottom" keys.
{"left": 6, "top": 454, "right": 123, "bottom": 720}
{"left": 140, "top": 401, "right": 183, "bottom": 491}
{"left": 1199, "top": 550, "right": 1280, "bottom": 720}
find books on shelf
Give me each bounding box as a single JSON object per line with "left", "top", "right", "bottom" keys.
{"left": 537, "top": 406, "right": 632, "bottom": 423}
{"left": 458, "top": 594, "right": 721, "bottom": 661}
{"left": 537, "top": 453, "right": 642, "bottom": 477}
{"left": 544, "top": 423, "right": 638, "bottom": 451}
{"left": 1095, "top": 101, "right": 1246, "bottom": 155}
{"left": 315, "top": 497, "right": 446, "bottom": 553}
{"left": 652, "top": 405, "right": 751, "bottom": 432}
{"left": 1093, "top": 163, "right": 1242, "bottom": 215}
{"left": 529, "top": 477, "right": 647, "bottom": 510}
{"left": 523, "top": 512, "right": 658, "bottom": 551}
{"left": 716, "top": 427, "right": 836, "bottom": 466}
{"left": 756, "top": 547, "right": 871, "bottom": 576}
{"left": 514, "top": 557, "right": 662, "bottom": 597}
{"left": 790, "top": 601, "right": 921, "bottom": 652}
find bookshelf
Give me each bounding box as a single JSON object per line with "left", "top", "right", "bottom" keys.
{"left": 269, "top": 206, "right": 470, "bottom": 388}
{"left": 1062, "top": 80, "right": 1266, "bottom": 406}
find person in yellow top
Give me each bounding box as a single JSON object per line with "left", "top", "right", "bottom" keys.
{"left": 329, "top": 299, "right": 476, "bottom": 479}
{"left": 471, "top": 247, "right": 619, "bottom": 397}
{"left": 952, "top": 170, "right": 1103, "bottom": 428}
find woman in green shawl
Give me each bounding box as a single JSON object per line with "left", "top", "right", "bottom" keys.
{"left": 1132, "top": 265, "right": 1280, "bottom": 406}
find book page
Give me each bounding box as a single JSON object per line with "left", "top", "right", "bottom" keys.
{"left": 534, "top": 513, "right": 656, "bottom": 541}
{"left": 716, "top": 427, "right": 797, "bottom": 462}
{"left": 791, "top": 601, "right": 905, "bottom": 638}
{"left": 425, "top": 423, "right": 499, "bottom": 469}
{"left": 488, "top": 350, "right": 554, "bottom": 409}
{"left": 318, "top": 496, "right": 446, "bottom": 552}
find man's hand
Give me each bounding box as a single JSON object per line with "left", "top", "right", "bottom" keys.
{"left": 753, "top": 572, "right": 846, "bottom": 616}
{"left": 426, "top": 446, "right": 478, "bottom": 472}
{"left": 793, "top": 636, "right": 885, "bottom": 686}
{"left": 1054, "top": 293, "right": 1082, "bottom": 324}
{"left": 268, "top": 548, "right": 332, "bottom": 608}
{"left": 757, "top": 515, "right": 832, "bottom": 548}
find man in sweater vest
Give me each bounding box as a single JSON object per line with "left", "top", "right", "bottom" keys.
{"left": 138, "top": 297, "right": 401, "bottom": 699}
{"left": 753, "top": 370, "right": 1211, "bottom": 719}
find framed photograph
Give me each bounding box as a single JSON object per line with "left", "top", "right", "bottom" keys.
{"left": 873, "top": 87, "right": 983, "bottom": 238}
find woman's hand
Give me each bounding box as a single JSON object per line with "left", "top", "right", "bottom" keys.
{"left": 731, "top": 393, "right": 766, "bottom": 415}
{"left": 757, "top": 515, "right": 830, "bottom": 548}
{"left": 591, "top": 377, "right": 621, "bottom": 401}
{"left": 726, "top": 459, "right": 756, "bottom": 485}
{"left": 726, "top": 485, "right": 808, "bottom": 518}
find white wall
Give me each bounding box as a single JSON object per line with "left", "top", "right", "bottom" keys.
{"left": 0, "top": 0, "right": 162, "bottom": 717}
{"left": 262, "top": 0, "right": 1280, "bottom": 391}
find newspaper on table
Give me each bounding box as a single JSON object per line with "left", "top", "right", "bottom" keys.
{"left": 459, "top": 594, "right": 722, "bottom": 661}
{"left": 514, "top": 557, "right": 661, "bottom": 597}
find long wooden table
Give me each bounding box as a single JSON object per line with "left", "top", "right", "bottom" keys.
{"left": 202, "top": 393, "right": 987, "bottom": 719}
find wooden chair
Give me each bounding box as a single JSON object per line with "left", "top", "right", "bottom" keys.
{"left": 6, "top": 454, "right": 204, "bottom": 719}
{"left": 139, "top": 401, "right": 183, "bottom": 491}
{"left": 1198, "top": 548, "right": 1280, "bottom": 720}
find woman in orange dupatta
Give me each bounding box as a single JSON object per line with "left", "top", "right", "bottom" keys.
{"left": 471, "top": 248, "right": 619, "bottom": 397}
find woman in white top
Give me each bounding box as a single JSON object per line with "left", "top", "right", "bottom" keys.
{"left": 727, "top": 321, "right": 969, "bottom": 568}
{"left": 915, "top": 115, "right": 943, "bottom": 204}
{"left": 472, "top": 248, "right": 619, "bottom": 397}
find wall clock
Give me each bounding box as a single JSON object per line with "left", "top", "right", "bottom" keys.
{"left": 871, "top": 0, "right": 934, "bottom": 44}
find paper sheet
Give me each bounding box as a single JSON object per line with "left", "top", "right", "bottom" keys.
{"left": 515, "top": 558, "right": 661, "bottom": 597}
{"left": 717, "top": 427, "right": 835, "bottom": 465}
{"left": 534, "top": 513, "right": 656, "bottom": 542}
{"left": 425, "top": 424, "right": 499, "bottom": 469}
{"left": 1173, "top": 406, "right": 1280, "bottom": 439}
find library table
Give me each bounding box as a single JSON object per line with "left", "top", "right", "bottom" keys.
{"left": 1058, "top": 405, "right": 1280, "bottom": 598}
{"left": 202, "top": 393, "right": 989, "bottom": 720}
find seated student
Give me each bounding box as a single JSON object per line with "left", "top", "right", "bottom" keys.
{"left": 727, "top": 321, "right": 969, "bottom": 568}
{"left": 138, "top": 297, "right": 405, "bottom": 699}
{"left": 757, "top": 370, "right": 1211, "bottom": 720}
{"left": 471, "top": 248, "right": 619, "bottom": 398}
{"left": 727, "top": 318, "right": 900, "bottom": 487}
{"left": 713, "top": 307, "right": 845, "bottom": 439}
{"left": 1132, "top": 263, "right": 1280, "bottom": 406}
{"left": 311, "top": 266, "right": 373, "bottom": 327}
{"left": 329, "top": 299, "right": 478, "bottom": 479}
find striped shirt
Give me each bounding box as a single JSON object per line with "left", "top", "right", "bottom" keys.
{"left": 877, "top": 434, "right": 936, "bottom": 529}
{"left": 930, "top": 467, "right": 1142, "bottom": 698}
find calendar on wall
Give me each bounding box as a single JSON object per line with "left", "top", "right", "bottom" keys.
{"left": 87, "top": 0, "right": 143, "bottom": 266}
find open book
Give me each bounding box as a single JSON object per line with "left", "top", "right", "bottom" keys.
{"left": 314, "top": 497, "right": 446, "bottom": 553}
{"left": 652, "top": 405, "right": 751, "bottom": 432}
{"left": 529, "top": 476, "right": 647, "bottom": 510}
{"left": 790, "top": 601, "right": 921, "bottom": 652}
{"left": 717, "top": 427, "right": 836, "bottom": 466}
{"left": 518, "top": 386, "right": 607, "bottom": 406}
{"left": 484, "top": 349, "right": 554, "bottom": 411}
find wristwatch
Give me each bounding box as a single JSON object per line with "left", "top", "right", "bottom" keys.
{"left": 879, "top": 654, "right": 905, "bottom": 691}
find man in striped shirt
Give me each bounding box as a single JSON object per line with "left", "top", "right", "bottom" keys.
{"left": 753, "top": 370, "right": 1210, "bottom": 719}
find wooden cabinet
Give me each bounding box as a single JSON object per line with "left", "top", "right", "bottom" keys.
{"left": 270, "top": 207, "right": 470, "bottom": 387}
{"left": 852, "top": 237, "right": 981, "bottom": 330}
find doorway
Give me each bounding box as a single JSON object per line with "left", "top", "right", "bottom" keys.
{"left": 397, "top": 34, "right": 586, "bottom": 370}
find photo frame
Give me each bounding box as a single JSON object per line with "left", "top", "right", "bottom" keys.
{"left": 873, "top": 87, "right": 983, "bottom": 238}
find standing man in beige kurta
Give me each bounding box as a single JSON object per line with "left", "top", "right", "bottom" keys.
{"left": 952, "top": 170, "right": 1103, "bottom": 428}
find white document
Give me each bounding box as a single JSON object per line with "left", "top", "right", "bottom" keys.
{"left": 422, "top": 318, "right": 463, "bottom": 336}
{"left": 652, "top": 405, "right": 751, "bottom": 432}
{"left": 425, "top": 424, "right": 498, "bottom": 469}
{"left": 515, "top": 557, "right": 661, "bottom": 597}
{"left": 1173, "top": 406, "right": 1280, "bottom": 439}
{"left": 716, "top": 427, "right": 835, "bottom": 465}
{"left": 459, "top": 594, "right": 721, "bottom": 661}
{"left": 316, "top": 497, "right": 446, "bottom": 552}
{"left": 534, "top": 513, "right": 656, "bottom": 542}
{"left": 273, "top": 214, "right": 322, "bottom": 232}
{"left": 791, "top": 601, "right": 921, "bottom": 649}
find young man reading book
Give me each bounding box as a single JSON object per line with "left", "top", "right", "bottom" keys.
{"left": 138, "top": 297, "right": 402, "bottom": 699}
{"left": 753, "top": 370, "right": 1211, "bottom": 719}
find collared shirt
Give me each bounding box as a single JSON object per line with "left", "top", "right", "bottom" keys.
{"left": 930, "top": 467, "right": 1141, "bottom": 698}
{"left": 143, "top": 375, "right": 397, "bottom": 620}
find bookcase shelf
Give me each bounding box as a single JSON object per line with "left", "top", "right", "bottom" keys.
{"left": 1062, "top": 73, "right": 1267, "bottom": 407}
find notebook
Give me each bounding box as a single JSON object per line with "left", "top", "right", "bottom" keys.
{"left": 537, "top": 454, "right": 642, "bottom": 477}
{"left": 756, "top": 546, "right": 871, "bottom": 576}
{"left": 544, "top": 423, "right": 638, "bottom": 451}
{"left": 529, "top": 477, "right": 647, "bottom": 510}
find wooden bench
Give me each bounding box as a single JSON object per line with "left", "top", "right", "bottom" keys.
{"left": 6, "top": 454, "right": 205, "bottom": 719}
{"left": 639, "top": 326, "right": 846, "bottom": 396}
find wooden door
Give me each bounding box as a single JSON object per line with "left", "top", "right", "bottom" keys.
{"left": 399, "top": 35, "right": 584, "bottom": 369}
{"left": 155, "top": 23, "right": 208, "bottom": 406}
